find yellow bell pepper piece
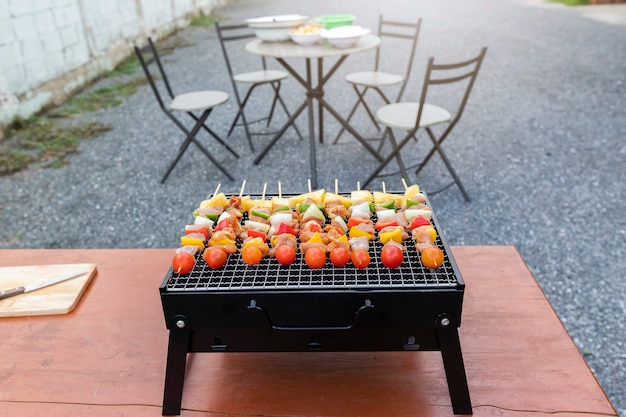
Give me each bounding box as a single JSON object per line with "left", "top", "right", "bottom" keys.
{"left": 379, "top": 227, "right": 403, "bottom": 244}
{"left": 210, "top": 238, "right": 236, "bottom": 247}
{"left": 349, "top": 226, "right": 373, "bottom": 240}
{"left": 180, "top": 236, "right": 205, "bottom": 249}
{"left": 336, "top": 234, "right": 349, "bottom": 244}
{"left": 424, "top": 225, "right": 437, "bottom": 242}
{"left": 242, "top": 237, "right": 266, "bottom": 249}
{"left": 308, "top": 232, "right": 325, "bottom": 244}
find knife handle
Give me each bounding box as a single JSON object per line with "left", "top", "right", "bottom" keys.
{"left": 0, "top": 286, "right": 26, "bottom": 301}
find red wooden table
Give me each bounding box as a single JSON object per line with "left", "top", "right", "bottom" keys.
{"left": 0, "top": 247, "right": 617, "bottom": 416}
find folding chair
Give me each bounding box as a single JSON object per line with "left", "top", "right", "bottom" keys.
{"left": 134, "top": 38, "right": 238, "bottom": 183}
{"left": 363, "top": 47, "right": 488, "bottom": 201}
{"left": 333, "top": 15, "right": 422, "bottom": 145}
{"left": 215, "top": 22, "right": 302, "bottom": 153}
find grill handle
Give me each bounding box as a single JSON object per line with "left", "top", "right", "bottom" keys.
{"left": 247, "top": 298, "right": 375, "bottom": 331}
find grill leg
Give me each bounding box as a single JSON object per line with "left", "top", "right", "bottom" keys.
{"left": 162, "top": 315, "right": 191, "bottom": 416}
{"left": 436, "top": 316, "right": 472, "bottom": 415}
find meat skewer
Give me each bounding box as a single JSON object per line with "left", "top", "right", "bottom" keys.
{"left": 268, "top": 182, "right": 299, "bottom": 266}
{"left": 173, "top": 183, "right": 223, "bottom": 274}
{"left": 399, "top": 180, "right": 444, "bottom": 269}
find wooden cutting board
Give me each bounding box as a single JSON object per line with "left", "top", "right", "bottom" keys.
{"left": 0, "top": 264, "right": 97, "bottom": 317}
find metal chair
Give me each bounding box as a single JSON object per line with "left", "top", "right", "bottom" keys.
{"left": 363, "top": 47, "right": 488, "bottom": 201}
{"left": 333, "top": 15, "right": 422, "bottom": 145}
{"left": 215, "top": 22, "right": 302, "bottom": 152}
{"left": 134, "top": 37, "right": 238, "bottom": 183}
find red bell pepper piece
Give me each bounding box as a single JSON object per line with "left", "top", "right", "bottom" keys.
{"left": 375, "top": 219, "right": 398, "bottom": 231}
{"left": 277, "top": 223, "right": 298, "bottom": 236}
{"left": 185, "top": 227, "right": 209, "bottom": 240}
{"left": 213, "top": 219, "right": 229, "bottom": 232}
{"left": 410, "top": 216, "right": 431, "bottom": 230}
{"left": 347, "top": 217, "right": 370, "bottom": 228}
{"left": 247, "top": 228, "right": 267, "bottom": 241}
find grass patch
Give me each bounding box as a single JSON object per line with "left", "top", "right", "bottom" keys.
{"left": 48, "top": 77, "right": 147, "bottom": 118}
{"left": 0, "top": 117, "right": 112, "bottom": 175}
{"left": 190, "top": 15, "right": 219, "bottom": 27}
{"left": 547, "top": 0, "right": 590, "bottom": 5}
{"left": 108, "top": 55, "right": 142, "bottom": 77}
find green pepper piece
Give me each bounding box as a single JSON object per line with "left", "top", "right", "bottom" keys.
{"left": 298, "top": 202, "right": 311, "bottom": 213}
{"left": 250, "top": 209, "right": 270, "bottom": 220}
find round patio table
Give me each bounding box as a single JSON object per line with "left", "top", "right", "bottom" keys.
{"left": 246, "top": 34, "right": 382, "bottom": 188}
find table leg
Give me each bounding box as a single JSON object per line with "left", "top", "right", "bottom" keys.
{"left": 306, "top": 59, "right": 317, "bottom": 188}
{"left": 317, "top": 58, "right": 324, "bottom": 143}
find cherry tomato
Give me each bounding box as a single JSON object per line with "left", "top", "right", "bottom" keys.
{"left": 351, "top": 249, "right": 370, "bottom": 269}
{"left": 203, "top": 247, "right": 227, "bottom": 269}
{"left": 172, "top": 252, "right": 195, "bottom": 274}
{"left": 241, "top": 246, "right": 263, "bottom": 266}
{"left": 329, "top": 246, "right": 351, "bottom": 267}
{"left": 304, "top": 247, "right": 326, "bottom": 269}
{"left": 381, "top": 245, "right": 403, "bottom": 268}
{"left": 275, "top": 245, "right": 296, "bottom": 266}
{"left": 421, "top": 247, "right": 444, "bottom": 269}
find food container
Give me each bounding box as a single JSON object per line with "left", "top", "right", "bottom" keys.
{"left": 290, "top": 23, "right": 322, "bottom": 46}
{"left": 246, "top": 14, "right": 308, "bottom": 41}
{"left": 315, "top": 14, "right": 356, "bottom": 29}
{"left": 320, "top": 25, "right": 371, "bottom": 48}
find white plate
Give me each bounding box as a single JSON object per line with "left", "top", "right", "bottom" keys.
{"left": 320, "top": 25, "right": 370, "bottom": 39}
{"left": 320, "top": 25, "right": 370, "bottom": 48}
{"left": 246, "top": 14, "right": 308, "bottom": 29}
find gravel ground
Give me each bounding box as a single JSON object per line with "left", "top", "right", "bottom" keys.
{"left": 1, "top": 0, "right": 625, "bottom": 414}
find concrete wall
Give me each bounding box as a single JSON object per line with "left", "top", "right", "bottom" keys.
{"left": 0, "top": 0, "right": 224, "bottom": 133}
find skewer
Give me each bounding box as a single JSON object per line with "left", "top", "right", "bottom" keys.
{"left": 261, "top": 183, "right": 267, "bottom": 200}
{"left": 335, "top": 179, "right": 339, "bottom": 195}
{"left": 239, "top": 180, "right": 246, "bottom": 198}
{"left": 205, "top": 183, "right": 221, "bottom": 200}
{"left": 401, "top": 178, "right": 409, "bottom": 190}
{"left": 307, "top": 179, "right": 312, "bottom": 193}
{"left": 356, "top": 181, "right": 361, "bottom": 191}
{"left": 382, "top": 181, "right": 386, "bottom": 194}
{"left": 278, "top": 182, "right": 282, "bottom": 198}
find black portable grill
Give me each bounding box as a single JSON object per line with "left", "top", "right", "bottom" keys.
{"left": 159, "top": 192, "right": 472, "bottom": 415}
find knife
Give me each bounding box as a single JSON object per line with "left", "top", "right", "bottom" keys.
{"left": 0, "top": 269, "right": 90, "bottom": 301}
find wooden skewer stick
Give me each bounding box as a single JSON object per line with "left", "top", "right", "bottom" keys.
{"left": 206, "top": 183, "right": 221, "bottom": 199}
{"left": 262, "top": 183, "right": 267, "bottom": 200}
{"left": 278, "top": 182, "right": 282, "bottom": 198}
{"left": 307, "top": 179, "right": 312, "bottom": 194}
{"left": 335, "top": 178, "right": 339, "bottom": 195}
{"left": 239, "top": 180, "right": 246, "bottom": 198}
{"left": 401, "top": 177, "right": 409, "bottom": 190}
{"left": 382, "top": 181, "right": 386, "bottom": 194}
{"left": 356, "top": 181, "right": 361, "bottom": 191}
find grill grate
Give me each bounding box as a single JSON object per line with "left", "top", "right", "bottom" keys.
{"left": 165, "top": 214, "right": 460, "bottom": 291}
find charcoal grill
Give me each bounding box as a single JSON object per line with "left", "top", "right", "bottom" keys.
{"left": 159, "top": 192, "right": 471, "bottom": 415}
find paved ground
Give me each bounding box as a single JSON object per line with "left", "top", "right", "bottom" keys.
{"left": 1, "top": 0, "right": 625, "bottom": 414}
